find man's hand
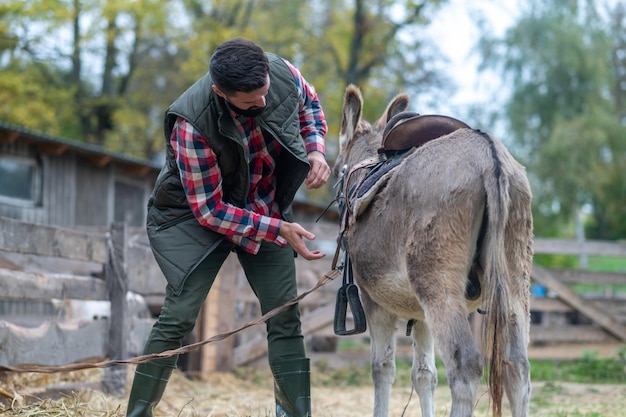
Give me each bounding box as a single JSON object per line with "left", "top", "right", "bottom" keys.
{"left": 305, "top": 151, "right": 331, "bottom": 189}
{"left": 279, "top": 221, "right": 326, "bottom": 260}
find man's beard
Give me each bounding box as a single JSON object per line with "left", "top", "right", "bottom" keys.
{"left": 225, "top": 100, "right": 265, "bottom": 118}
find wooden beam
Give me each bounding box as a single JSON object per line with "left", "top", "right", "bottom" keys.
{"left": 531, "top": 265, "right": 626, "bottom": 342}
{"left": 534, "top": 238, "right": 626, "bottom": 257}
{"left": 531, "top": 325, "right": 616, "bottom": 343}
{"left": 102, "top": 223, "right": 129, "bottom": 395}
{"left": 200, "top": 254, "right": 237, "bottom": 372}
{"left": 0, "top": 130, "right": 20, "bottom": 143}
{"left": 0, "top": 320, "right": 107, "bottom": 366}
{"left": 548, "top": 269, "right": 626, "bottom": 286}
{"left": 0, "top": 268, "right": 107, "bottom": 301}
{"left": 0, "top": 217, "right": 107, "bottom": 263}
{"left": 123, "top": 165, "right": 153, "bottom": 177}
{"left": 84, "top": 154, "right": 113, "bottom": 168}
{"left": 233, "top": 333, "right": 268, "bottom": 367}
{"left": 234, "top": 302, "right": 338, "bottom": 367}
{"left": 36, "top": 143, "right": 69, "bottom": 156}
{"left": 530, "top": 297, "right": 573, "bottom": 313}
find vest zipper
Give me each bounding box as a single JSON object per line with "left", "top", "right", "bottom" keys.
{"left": 155, "top": 212, "right": 195, "bottom": 231}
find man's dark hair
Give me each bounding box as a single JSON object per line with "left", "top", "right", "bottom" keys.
{"left": 210, "top": 38, "right": 270, "bottom": 95}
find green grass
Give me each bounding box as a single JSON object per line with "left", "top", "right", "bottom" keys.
{"left": 586, "top": 255, "right": 626, "bottom": 272}
{"left": 534, "top": 254, "right": 626, "bottom": 273}
{"left": 319, "top": 344, "right": 626, "bottom": 387}
{"left": 529, "top": 348, "right": 626, "bottom": 384}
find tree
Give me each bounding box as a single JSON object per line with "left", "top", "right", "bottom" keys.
{"left": 477, "top": 0, "right": 626, "bottom": 240}
{"left": 0, "top": 0, "right": 450, "bottom": 168}
{"left": 0, "top": 0, "right": 181, "bottom": 157}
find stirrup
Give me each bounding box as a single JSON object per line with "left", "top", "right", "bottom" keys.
{"left": 334, "top": 283, "right": 367, "bottom": 335}
{"left": 333, "top": 255, "right": 367, "bottom": 336}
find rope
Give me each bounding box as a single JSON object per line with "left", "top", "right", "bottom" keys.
{"left": 0, "top": 269, "right": 341, "bottom": 374}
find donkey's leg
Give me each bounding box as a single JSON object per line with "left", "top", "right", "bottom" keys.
{"left": 504, "top": 313, "right": 531, "bottom": 417}
{"left": 363, "top": 292, "right": 398, "bottom": 417}
{"left": 410, "top": 320, "right": 437, "bottom": 417}
{"left": 426, "top": 304, "right": 483, "bottom": 417}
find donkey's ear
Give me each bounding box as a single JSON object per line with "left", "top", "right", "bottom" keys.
{"left": 339, "top": 84, "right": 363, "bottom": 150}
{"left": 375, "top": 93, "right": 410, "bottom": 130}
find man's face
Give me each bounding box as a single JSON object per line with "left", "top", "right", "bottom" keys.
{"left": 212, "top": 77, "right": 270, "bottom": 118}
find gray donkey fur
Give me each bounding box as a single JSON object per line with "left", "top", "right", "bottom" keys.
{"left": 333, "top": 85, "right": 534, "bottom": 417}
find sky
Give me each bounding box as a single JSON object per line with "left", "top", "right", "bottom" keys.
{"left": 422, "top": 0, "right": 521, "bottom": 115}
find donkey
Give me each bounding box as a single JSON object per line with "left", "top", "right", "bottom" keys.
{"left": 333, "top": 85, "right": 534, "bottom": 417}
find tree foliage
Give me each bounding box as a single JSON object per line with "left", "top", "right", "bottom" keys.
{"left": 0, "top": 0, "right": 446, "bottom": 163}
{"left": 478, "top": 0, "right": 626, "bottom": 240}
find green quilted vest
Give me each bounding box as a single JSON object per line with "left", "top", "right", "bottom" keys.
{"left": 147, "top": 53, "right": 310, "bottom": 294}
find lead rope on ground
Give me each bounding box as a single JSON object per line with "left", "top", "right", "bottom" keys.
{"left": 0, "top": 269, "right": 341, "bottom": 374}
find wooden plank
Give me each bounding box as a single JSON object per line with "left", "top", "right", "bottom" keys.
{"left": 548, "top": 269, "right": 626, "bottom": 286}
{"left": 532, "top": 297, "right": 626, "bottom": 314}
{"left": 531, "top": 265, "right": 626, "bottom": 342}
{"left": 0, "top": 217, "right": 107, "bottom": 263}
{"left": 201, "top": 276, "right": 221, "bottom": 372}
{"left": 534, "top": 238, "right": 626, "bottom": 257}
{"left": 200, "top": 254, "right": 238, "bottom": 372}
{"left": 0, "top": 319, "right": 107, "bottom": 366}
{"left": 301, "top": 303, "right": 336, "bottom": 334}
{"left": 530, "top": 297, "right": 573, "bottom": 313}
{"left": 0, "top": 268, "right": 107, "bottom": 300}
{"left": 531, "top": 325, "right": 616, "bottom": 343}
{"left": 233, "top": 333, "right": 269, "bottom": 367}
{"left": 234, "top": 303, "right": 337, "bottom": 367}
{"left": 102, "top": 223, "right": 128, "bottom": 395}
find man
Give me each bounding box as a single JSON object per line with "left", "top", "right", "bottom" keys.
{"left": 126, "top": 38, "right": 330, "bottom": 417}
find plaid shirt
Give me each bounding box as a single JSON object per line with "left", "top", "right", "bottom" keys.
{"left": 171, "top": 60, "right": 326, "bottom": 254}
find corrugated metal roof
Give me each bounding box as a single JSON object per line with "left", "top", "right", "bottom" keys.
{"left": 0, "top": 120, "right": 161, "bottom": 170}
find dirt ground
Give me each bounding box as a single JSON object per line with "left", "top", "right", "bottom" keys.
{"left": 2, "top": 341, "right": 625, "bottom": 416}
{"left": 121, "top": 370, "right": 626, "bottom": 417}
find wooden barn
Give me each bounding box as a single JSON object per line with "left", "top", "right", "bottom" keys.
{"left": 0, "top": 121, "right": 160, "bottom": 227}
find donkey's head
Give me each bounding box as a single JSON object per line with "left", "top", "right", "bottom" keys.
{"left": 333, "top": 84, "right": 410, "bottom": 176}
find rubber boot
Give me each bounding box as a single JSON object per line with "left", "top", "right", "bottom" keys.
{"left": 271, "top": 357, "right": 312, "bottom": 417}
{"left": 125, "top": 362, "right": 174, "bottom": 417}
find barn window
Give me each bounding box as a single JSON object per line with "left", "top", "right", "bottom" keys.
{"left": 0, "top": 155, "right": 41, "bottom": 205}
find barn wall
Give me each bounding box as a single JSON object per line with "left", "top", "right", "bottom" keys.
{"left": 1, "top": 137, "right": 158, "bottom": 228}
{"left": 74, "top": 161, "right": 113, "bottom": 227}
{"left": 112, "top": 171, "right": 153, "bottom": 227}
{"left": 42, "top": 152, "right": 76, "bottom": 226}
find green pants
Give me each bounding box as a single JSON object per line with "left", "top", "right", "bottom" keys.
{"left": 141, "top": 239, "right": 305, "bottom": 367}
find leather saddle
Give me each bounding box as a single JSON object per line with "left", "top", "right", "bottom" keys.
{"left": 380, "top": 112, "right": 471, "bottom": 153}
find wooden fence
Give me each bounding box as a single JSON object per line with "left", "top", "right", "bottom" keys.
{"left": 0, "top": 218, "right": 134, "bottom": 394}
{"left": 228, "top": 237, "right": 626, "bottom": 364}
{"left": 0, "top": 216, "right": 625, "bottom": 391}
{"left": 529, "top": 239, "right": 626, "bottom": 344}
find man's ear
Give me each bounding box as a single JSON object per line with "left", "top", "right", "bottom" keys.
{"left": 212, "top": 84, "right": 225, "bottom": 98}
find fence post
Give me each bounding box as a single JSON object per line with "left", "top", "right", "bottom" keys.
{"left": 200, "top": 253, "right": 238, "bottom": 372}
{"left": 102, "top": 222, "right": 129, "bottom": 394}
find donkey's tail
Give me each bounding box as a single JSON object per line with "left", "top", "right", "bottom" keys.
{"left": 478, "top": 130, "right": 513, "bottom": 417}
